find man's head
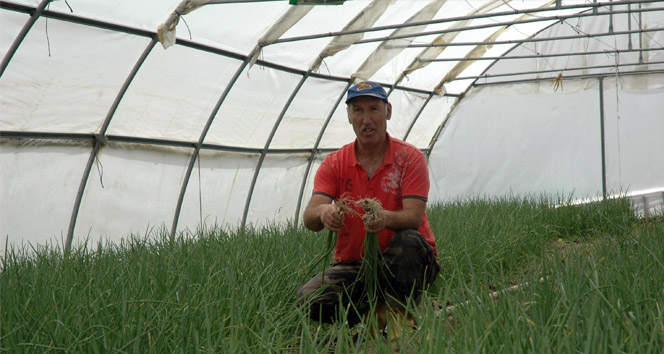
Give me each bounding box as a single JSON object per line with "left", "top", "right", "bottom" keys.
{"left": 346, "top": 81, "right": 392, "bottom": 150}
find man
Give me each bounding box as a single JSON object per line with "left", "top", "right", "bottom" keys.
{"left": 296, "top": 81, "right": 439, "bottom": 334}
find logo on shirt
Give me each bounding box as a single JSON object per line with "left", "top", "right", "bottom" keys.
{"left": 381, "top": 151, "right": 407, "bottom": 196}
{"left": 340, "top": 178, "right": 353, "bottom": 193}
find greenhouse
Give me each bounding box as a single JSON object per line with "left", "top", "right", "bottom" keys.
{"left": 2, "top": 0, "right": 663, "bottom": 252}
{"left": 2, "top": 0, "right": 664, "bottom": 352}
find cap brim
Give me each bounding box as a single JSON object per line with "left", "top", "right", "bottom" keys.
{"left": 346, "top": 93, "right": 388, "bottom": 103}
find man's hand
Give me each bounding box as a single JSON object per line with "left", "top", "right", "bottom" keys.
{"left": 363, "top": 209, "right": 387, "bottom": 233}
{"left": 303, "top": 194, "right": 343, "bottom": 232}
{"left": 304, "top": 194, "right": 427, "bottom": 233}
{"left": 320, "top": 204, "right": 344, "bottom": 232}
{"left": 364, "top": 198, "right": 426, "bottom": 233}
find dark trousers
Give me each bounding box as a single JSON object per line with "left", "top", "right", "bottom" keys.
{"left": 296, "top": 229, "right": 440, "bottom": 327}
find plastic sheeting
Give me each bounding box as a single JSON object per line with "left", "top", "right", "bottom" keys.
{"left": 1, "top": 17, "right": 150, "bottom": 133}
{"left": 601, "top": 77, "right": 664, "bottom": 194}
{"left": 75, "top": 144, "right": 192, "bottom": 242}
{"left": 429, "top": 74, "right": 664, "bottom": 204}
{"left": 107, "top": 45, "right": 242, "bottom": 142}
{"left": 270, "top": 78, "right": 350, "bottom": 149}
{"left": 1, "top": 142, "right": 89, "bottom": 247}
{"left": 179, "top": 151, "right": 260, "bottom": 230}
{"left": 430, "top": 79, "right": 604, "bottom": 200}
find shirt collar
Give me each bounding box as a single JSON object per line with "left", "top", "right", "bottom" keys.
{"left": 349, "top": 133, "right": 394, "bottom": 167}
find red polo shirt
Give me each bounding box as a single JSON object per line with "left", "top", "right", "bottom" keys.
{"left": 313, "top": 134, "right": 438, "bottom": 262}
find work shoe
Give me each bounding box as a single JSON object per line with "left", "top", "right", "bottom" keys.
{"left": 384, "top": 306, "right": 417, "bottom": 340}
{"left": 374, "top": 302, "right": 417, "bottom": 340}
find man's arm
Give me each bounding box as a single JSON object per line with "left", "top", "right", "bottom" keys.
{"left": 364, "top": 198, "right": 426, "bottom": 233}
{"left": 303, "top": 194, "right": 344, "bottom": 232}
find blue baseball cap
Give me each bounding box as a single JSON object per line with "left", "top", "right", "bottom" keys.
{"left": 345, "top": 81, "right": 388, "bottom": 104}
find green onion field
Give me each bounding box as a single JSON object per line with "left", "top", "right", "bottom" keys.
{"left": 2, "top": 197, "right": 663, "bottom": 353}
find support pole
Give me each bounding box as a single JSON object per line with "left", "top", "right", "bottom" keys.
{"left": 599, "top": 77, "right": 607, "bottom": 200}
{"left": 65, "top": 38, "right": 157, "bottom": 254}
{"left": 170, "top": 52, "right": 255, "bottom": 239}
{"left": 293, "top": 81, "right": 352, "bottom": 226}
{"left": 639, "top": 3, "right": 644, "bottom": 64}
{"left": 403, "top": 93, "right": 433, "bottom": 142}
{"left": 628, "top": 4, "right": 633, "bottom": 50}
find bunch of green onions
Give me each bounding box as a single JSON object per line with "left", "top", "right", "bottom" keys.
{"left": 361, "top": 230, "right": 381, "bottom": 302}
{"left": 307, "top": 196, "right": 353, "bottom": 283}
{"left": 357, "top": 198, "right": 384, "bottom": 304}
{"left": 305, "top": 228, "right": 337, "bottom": 285}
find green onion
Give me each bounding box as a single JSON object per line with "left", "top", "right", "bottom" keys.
{"left": 360, "top": 231, "right": 381, "bottom": 303}
{"left": 305, "top": 229, "right": 337, "bottom": 282}
{"left": 356, "top": 198, "right": 384, "bottom": 305}
{"left": 320, "top": 229, "right": 337, "bottom": 284}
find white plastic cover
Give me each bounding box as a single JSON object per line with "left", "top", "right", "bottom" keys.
{"left": 429, "top": 75, "right": 664, "bottom": 203}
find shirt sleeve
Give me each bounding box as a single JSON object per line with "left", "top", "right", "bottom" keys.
{"left": 401, "top": 149, "right": 429, "bottom": 201}
{"left": 312, "top": 152, "right": 339, "bottom": 199}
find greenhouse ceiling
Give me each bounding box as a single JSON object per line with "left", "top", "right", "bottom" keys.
{"left": 1, "top": 0, "right": 663, "bottom": 253}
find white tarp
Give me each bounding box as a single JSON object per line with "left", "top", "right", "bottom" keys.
{"left": 428, "top": 76, "right": 664, "bottom": 204}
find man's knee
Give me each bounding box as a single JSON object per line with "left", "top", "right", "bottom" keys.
{"left": 296, "top": 273, "right": 323, "bottom": 301}
{"left": 296, "top": 263, "right": 367, "bottom": 325}
{"left": 383, "top": 230, "right": 436, "bottom": 268}
{"left": 381, "top": 229, "right": 440, "bottom": 301}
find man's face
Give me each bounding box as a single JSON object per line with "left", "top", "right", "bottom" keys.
{"left": 347, "top": 96, "right": 392, "bottom": 149}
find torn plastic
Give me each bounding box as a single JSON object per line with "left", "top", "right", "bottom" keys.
{"left": 157, "top": 0, "right": 210, "bottom": 49}
{"left": 395, "top": 0, "right": 508, "bottom": 89}
{"left": 310, "top": 0, "right": 395, "bottom": 72}
{"left": 249, "top": 5, "right": 314, "bottom": 68}
{"left": 352, "top": 0, "right": 447, "bottom": 82}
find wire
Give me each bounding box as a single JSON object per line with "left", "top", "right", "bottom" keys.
{"left": 63, "top": 0, "right": 73, "bottom": 13}
{"left": 630, "top": 11, "right": 664, "bottom": 50}
{"left": 613, "top": 35, "right": 623, "bottom": 188}
{"left": 44, "top": 0, "right": 76, "bottom": 57}
{"left": 561, "top": 19, "right": 616, "bottom": 51}
{"left": 94, "top": 150, "right": 105, "bottom": 189}
{"left": 322, "top": 58, "right": 331, "bottom": 76}
{"left": 563, "top": 19, "right": 581, "bottom": 71}
{"left": 175, "top": 11, "right": 193, "bottom": 40}
{"left": 45, "top": 3, "right": 51, "bottom": 57}
{"left": 520, "top": 41, "right": 556, "bottom": 71}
